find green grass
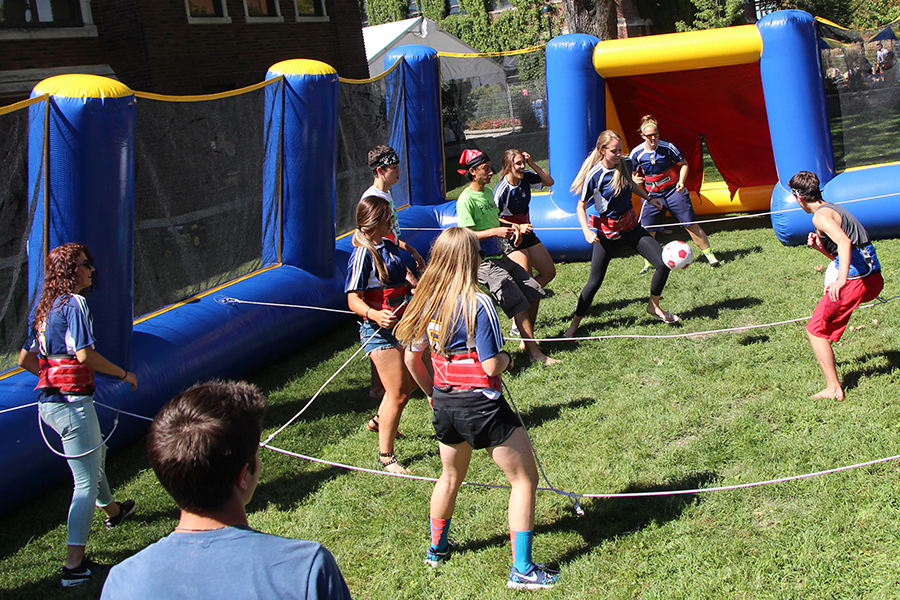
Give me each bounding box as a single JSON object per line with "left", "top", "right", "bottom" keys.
{"left": 3, "top": 218, "right": 900, "bottom": 599}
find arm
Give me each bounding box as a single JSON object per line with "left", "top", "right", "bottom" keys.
{"left": 811, "top": 208, "right": 851, "bottom": 302}
{"left": 347, "top": 291, "right": 398, "bottom": 330}
{"left": 576, "top": 201, "right": 598, "bottom": 244}
{"left": 675, "top": 160, "right": 689, "bottom": 193}
{"left": 404, "top": 346, "right": 434, "bottom": 408}
{"left": 17, "top": 349, "right": 40, "bottom": 377}
{"left": 75, "top": 346, "right": 137, "bottom": 390}
{"left": 523, "top": 152, "right": 554, "bottom": 187}
{"left": 481, "top": 350, "right": 512, "bottom": 376}
{"left": 397, "top": 238, "right": 425, "bottom": 272}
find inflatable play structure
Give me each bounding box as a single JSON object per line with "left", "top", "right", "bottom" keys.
{"left": 2, "top": 10, "right": 898, "bottom": 512}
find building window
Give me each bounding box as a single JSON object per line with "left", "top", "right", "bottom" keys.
{"left": 1, "top": 0, "right": 83, "bottom": 27}
{"left": 186, "top": 0, "right": 231, "bottom": 24}
{"left": 245, "top": 0, "right": 282, "bottom": 22}
{"left": 295, "top": 0, "right": 327, "bottom": 20}
{"left": 448, "top": 0, "right": 461, "bottom": 15}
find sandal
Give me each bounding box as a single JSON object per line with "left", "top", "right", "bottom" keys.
{"left": 648, "top": 310, "right": 680, "bottom": 324}
{"left": 377, "top": 452, "right": 411, "bottom": 475}
{"left": 367, "top": 415, "right": 403, "bottom": 439}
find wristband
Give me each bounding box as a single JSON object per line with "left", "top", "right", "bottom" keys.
{"left": 365, "top": 308, "right": 371, "bottom": 320}
{"left": 119, "top": 371, "right": 127, "bottom": 381}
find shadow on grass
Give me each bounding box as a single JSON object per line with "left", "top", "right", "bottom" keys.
{"left": 509, "top": 397, "right": 594, "bottom": 430}
{"left": 455, "top": 471, "right": 718, "bottom": 565}
{"left": 840, "top": 349, "right": 900, "bottom": 394}
{"left": 677, "top": 295, "right": 764, "bottom": 321}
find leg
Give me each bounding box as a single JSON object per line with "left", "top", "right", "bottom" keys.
{"left": 566, "top": 239, "right": 614, "bottom": 337}
{"left": 39, "top": 399, "right": 107, "bottom": 569}
{"left": 525, "top": 244, "right": 556, "bottom": 289}
{"left": 514, "top": 305, "right": 557, "bottom": 364}
{"left": 431, "top": 441, "right": 473, "bottom": 520}
{"left": 633, "top": 230, "right": 675, "bottom": 321}
{"left": 807, "top": 330, "right": 844, "bottom": 400}
{"left": 486, "top": 428, "right": 538, "bottom": 533}
{"left": 685, "top": 223, "right": 710, "bottom": 250}
{"left": 369, "top": 347, "right": 412, "bottom": 473}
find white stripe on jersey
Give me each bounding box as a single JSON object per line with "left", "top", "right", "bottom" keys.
{"left": 475, "top": 292, "right": 503, "bottom": 350}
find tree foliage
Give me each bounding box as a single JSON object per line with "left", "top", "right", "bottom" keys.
{"left": 561, "top": 0, "right": 617, "bottom": 40}
{"left": 675, "top": 0, "right": 744, "bottom": 31}
{"left": 633, "top": 0, "right": 697, "bottom": 34}
{"left": 367, "top": 0, "right": 410, "bottom": 25}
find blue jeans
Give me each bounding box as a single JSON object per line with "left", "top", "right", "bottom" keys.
{"left": 39, "top": 397, "right": 113, "bottom": 546}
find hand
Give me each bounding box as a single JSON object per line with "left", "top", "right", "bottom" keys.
{"left": 521, "top": 222, "right": 533, "bottom": 235}
{"left": 522, "top": 151, "right": 533, "bottom": 165}
{"left": 676, "top": 181, "right": 685, "bottom": 193}
{"left": 649, "top": 197, "right": 663, "bottom": 210}
{"left": 583, "top": 228, "right": 599, "bottom": 244}
{"left": 509, "top": 224, "right": 522, "bottom": 247}
{"left": 826, "top": 276, "right": 847, "bottom": 302}
{"left": 807, "top": 232, "right": 825, "bottom": 252}
{"left": 411, "top": 249, "right": 426, "bottom": 272}
{"left": 372, "top": 309, "right": 398, "bottom": 329}
{"left": 632, "top": 173, "right": 644, "bottom": 186}
{"left": 122, "top": 371, "right": 137, "bottom": 391}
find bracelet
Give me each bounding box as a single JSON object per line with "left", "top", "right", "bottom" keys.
{"left": 365, "top": 308, "right": 371, "bottom": 320}
{"left": 119, "top": 370, "right": 127, "bottom": 381}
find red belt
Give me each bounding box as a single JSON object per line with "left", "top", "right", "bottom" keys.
{"left": 644, "top": 165, "right": 680, "bottom": 193}
{"left": 432, "top": 351, "right": 502, "bottom": 393}
{"left": 36, "top": 356, "right": 95, "bottom": 395}
{"left": 589, "top": 208, "right": 638, "bottom": 240}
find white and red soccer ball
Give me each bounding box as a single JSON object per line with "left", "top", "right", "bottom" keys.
{"left": 661, "top": 241, "right": 693, "bottom": 270}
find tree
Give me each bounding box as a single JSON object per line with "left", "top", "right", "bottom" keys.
{"left": 367, "top": 0, "right": 409, "bottom": 25}
{"left": 675, "top": 0, "right": 744, "bottom": 31}
{"left": 561, "top": 0, "right": 617, "bottom": 40}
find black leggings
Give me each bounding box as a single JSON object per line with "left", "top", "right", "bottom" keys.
{"left": 574, "top": 226, "right": 669, "bottom": 317}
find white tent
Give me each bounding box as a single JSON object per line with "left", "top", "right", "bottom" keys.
{"left": 363, "top": 16, "right": 508, "bottom": 87}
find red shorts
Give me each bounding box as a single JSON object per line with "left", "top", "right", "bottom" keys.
{"left": 807, "top": 272, "right": 883, "bottom": 342}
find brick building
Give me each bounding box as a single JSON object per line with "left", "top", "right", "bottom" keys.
{"left": 0, "top": 0, "right": 368, "bottom": 105}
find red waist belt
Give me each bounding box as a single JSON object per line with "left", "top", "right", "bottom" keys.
{"left": 432, "top": 351, "right": 502, "bottom": 393}
{"left": 364, "top": 285, "right": 409, "bottom": 316}
{"left": 36, "top": 355, "right": 95, "bottom": 395}
{"left": 643, "top": 165, "right": 680, "bottom": 193}
{"left": 589, "top": 208, "right": 638, "bottom": 240}
{"left": 503, "top": 213, "right": 530, "bottom": 225}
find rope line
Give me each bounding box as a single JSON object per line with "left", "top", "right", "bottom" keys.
{"left": 216, "top": 296, "right": 355, "bottom": 315}
{"left": 37, "top": 405, "right": 120, "bottom": 459}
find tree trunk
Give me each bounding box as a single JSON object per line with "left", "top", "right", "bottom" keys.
{"left": 563, "top": 0, "right": 618, "bottom": 40}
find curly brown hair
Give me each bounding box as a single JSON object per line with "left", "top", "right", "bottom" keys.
{"left": 32, "top": 243, "right": 93, "bottom": 333}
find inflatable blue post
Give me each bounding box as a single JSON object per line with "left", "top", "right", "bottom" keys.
{"left": 384, "top": 45, "right": 444, "bottom": 207}
{"left": 546, "top": 34, "right": 604, "bottom": 213}
{"left": 27, "top": 75, "right": 136, "bottom": 367}
{"left": 264, "top": 60, "right": 339, "bottom": 277}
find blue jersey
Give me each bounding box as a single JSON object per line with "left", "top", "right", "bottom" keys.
{"left": 427, "top": 293, "right": 504, "bottom": 359}
{"left": 493, "top": 171, "right": 543, "bottom": 219}
{"left": 23, "top": 294, "right": 96, "bottom": 358}
{"left": 629, "top": 140, "right": 683, "bottom": 177}
{"left": 344, "top": 239, "right": 407, "bottom": 293}
{"left": 579, "top": 160, "right": 635, "bottom": 219}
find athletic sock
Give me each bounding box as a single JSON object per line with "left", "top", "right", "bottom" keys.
{"left": 701, "top": 247, "right": 719, "bottom": 263}
{"left": 429, "top": 516, "right": 451, "bottom": 551}
{"left": 510, "top": 530, "right": 534, "bottom": 574}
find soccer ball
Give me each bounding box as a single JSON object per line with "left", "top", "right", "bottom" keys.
{"left": 661, "top": 241, "right": 693, "bottom": 270}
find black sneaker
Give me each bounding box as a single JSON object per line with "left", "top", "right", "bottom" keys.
{"left": 105, "top": 499, "right": 136, "bottom": 529}
{"left": 60, "top": 560, "right": 91, "bottom": 588}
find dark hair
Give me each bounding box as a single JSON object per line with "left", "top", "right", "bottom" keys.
{"left": 32, "top": 243, "right": 94, "bottom": 334}
{"left": 148, "top": 380, "right": 267, "bottom": 513}
{"left": 367, "top": 145, "right": 398, "bottom": 172}
{"left": 789, "top": 171, "right": 822, "bottom": 201}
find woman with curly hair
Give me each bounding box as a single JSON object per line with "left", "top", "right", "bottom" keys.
{"left": 18, "top": 243, "right": 137, "bottom": 588}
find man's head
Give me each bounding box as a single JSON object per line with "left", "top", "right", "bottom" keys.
{"left": 368, "top": 145, "right": 401, "bottom": 185}
{"left": 148, "top": 380, "right": 267, "bottom": 513}
{"left": 789, "top": 171, "right": 823, "bottom": 210}
{"left": 458, "top": 148, "right": 491, "bottom": 182}
{"left": 877, "top": 42, "right": 883, "bottom": 51}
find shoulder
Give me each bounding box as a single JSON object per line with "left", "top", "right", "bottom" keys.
{"left": 659, "top": 140, "right": 681, "bottom": 155}
{"left": 361, "top": 186, "right": 388, "bottom": 201}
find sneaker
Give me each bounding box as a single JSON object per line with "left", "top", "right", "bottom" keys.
{"left": 507, "top": 563, "right": 560, "bottom": 590}
{"left": 510, "top": 323, "right": 520, "bottom": 337}
{"left": 704, "top": 250, "right": 720, "bottom": 267}
{"left": 105, "top": 499, "right": 136, "bottom": 529}
{"left": 60, "top": 560, "right": 91, "bottom": 588}
{"left": 639, "top": 259, "right": 653, "bottom": 274}
{"left": 424, "top": 540, "right": 457, "bottom": 568}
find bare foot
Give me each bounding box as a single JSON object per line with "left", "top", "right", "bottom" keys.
{"left": 563, "top": 326, "right": 578, "bottom": 338}
{"left": 647, "top": 306, "right": 679, "bottom": 324}
{"left": 811, "top": 387, "right": 844, "bottom": 400}
{"left": 519, "top": 341, "right": 527, "bottom": 351}
{"left": 530, "top": 353, "right": 559, "bottom": 365}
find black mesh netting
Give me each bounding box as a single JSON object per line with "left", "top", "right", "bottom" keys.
{"left": 818, "top": 20, "right": 900, "bottom": 171}
{"left": 336, "top": 71, "right": 407, "bottom": 237}
{"left": 0, "top": 103, "right": 38, "bottom": 373}
{"left": 133, "top": 85, "right": 276, "bottom": 317}
{"left": 440, "top": 48, "right": 548, "bottom": 197}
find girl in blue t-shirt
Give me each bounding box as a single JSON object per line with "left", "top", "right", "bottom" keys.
{"left": 396, "top": 227, "right": 559, "bottom": 590}
{"left": 565, "top": 130, "right": 679, "bottom": 338}
{"left": 18, "top": 243, "right": 137, "bottom": 588}
{"left": 345, "top": 195, "right": 416, "bottom": 474}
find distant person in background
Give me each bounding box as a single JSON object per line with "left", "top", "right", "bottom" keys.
{"left": 790, "top": 171, "right": 884, "bottom": 401}
{"left": 630, "top": 115, "right": 719, "bottom": 272}
{"left": 494, "top": 148, "right": 556, "bottom": 343}
{"left": 18, "top": 243, "right": 137, "bottom": 588}
{"left": 100, "top": 381, "right": 352, "bottom": 599}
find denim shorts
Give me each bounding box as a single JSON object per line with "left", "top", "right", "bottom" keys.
{"left": 359, "top": 319, "right": 401, "bottom": 355}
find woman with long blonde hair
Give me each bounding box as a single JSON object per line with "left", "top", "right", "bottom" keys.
{"left": 565, "top": 130, "right": 678, "bottom": 338}
{"left": 345, "top": 195, "right": 415, "bottom": 474}
{"left": 396, "top": 227, "right": 559, "bottom": 590}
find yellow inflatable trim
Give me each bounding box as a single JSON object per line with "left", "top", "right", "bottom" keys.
{"left": 629, "top": 181, "right": 773, "bottom": 216}
{"left": 268, "top": 59, "right": 337, "bottom": 76}
{"left": 33, "top": 74, "right": 132, "bottom": 99}
{"left": 594, "top": 25, "right": 762, "bottom": 78}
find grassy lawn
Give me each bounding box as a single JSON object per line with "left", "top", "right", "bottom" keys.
{"left": 3, "top": 217, "right": 900, "bottom": 599}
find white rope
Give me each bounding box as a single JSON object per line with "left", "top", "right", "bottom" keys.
{"left": 0, "top": 401, "right": 37, "bottom": 415}
{"left": 216, "top": 296, "right": 355, "bottom": 315}
{"left": 38, "top": 403, "right": 120, "bottom": 459}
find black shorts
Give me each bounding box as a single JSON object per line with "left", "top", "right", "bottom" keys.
{"left": 501, "top": 231, "right": 542, "bottom": 253}
{"left": 432, "top": 389, "right": 520, "bottom": 450}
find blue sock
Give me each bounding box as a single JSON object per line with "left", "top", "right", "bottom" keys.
{"left": 429, "top": 516, "right": 451, "bottom": 551}
{"left": 511, "top": 530, "right": 534, "bottom": 573}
